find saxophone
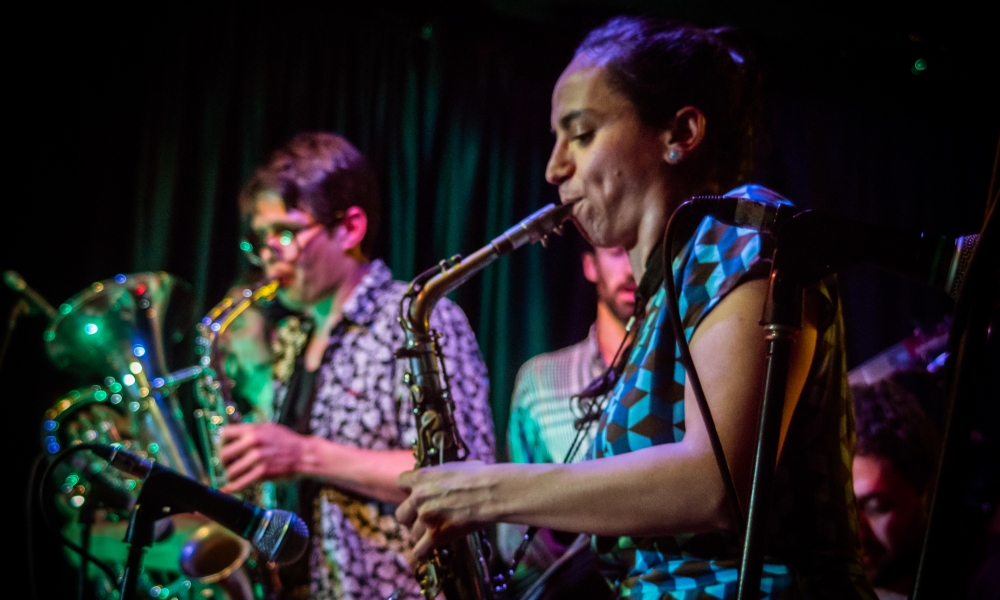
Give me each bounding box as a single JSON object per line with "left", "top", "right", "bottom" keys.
{"left": 185, "top": 278, "right": 281, "bottom": 597}
{"left": 397, "top": 202, "right": 577, "bottom": 600}
{"left": 193, "top": 278, "right": 280, "bottom": 488}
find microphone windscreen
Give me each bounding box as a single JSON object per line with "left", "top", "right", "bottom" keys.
{"left": 946, "top": 234, "right": 979, "bottom": 299}
{"left": 255, "top": 510, "right": 309, "bottom": 565}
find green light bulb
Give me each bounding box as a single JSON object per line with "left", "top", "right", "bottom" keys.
{"left": 914, "top": 58, "right": 927, "bottom": 71}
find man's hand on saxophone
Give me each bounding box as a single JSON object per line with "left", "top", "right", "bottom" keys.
{"left": 218, "top": 423, "right": 308, "bottom": 493}
{"left": 220, "top": 421, "right": 416, "bottom": 502}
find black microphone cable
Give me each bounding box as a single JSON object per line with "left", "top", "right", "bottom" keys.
{"left": 662, "top": 198, "right": 755, "bottom": 533}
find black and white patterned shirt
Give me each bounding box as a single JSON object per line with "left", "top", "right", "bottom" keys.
{"left": 273, "top": 259, "right": 494, "bottom": 600}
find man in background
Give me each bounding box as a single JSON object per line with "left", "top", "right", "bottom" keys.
{"left": 507, "top": 244, "right": 635, "bottom": 465}
{"left": 501, "top": 243, "right": 635, "bottom": 596}
{"left": 852, "top": 375, "right": 941, "bottom": 600}
{"left": 219, "top": 132, "right": 495, "bottom": 600}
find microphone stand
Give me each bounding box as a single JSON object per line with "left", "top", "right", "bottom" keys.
{"left": 735, "top": 209, "right": 931, "bottom": 599}
{"left": 119, "top": 473, "right": 178, "bottom": 600}
{"left": 77, "top": 495, "right": 100, "bottom": 600}
{"left": 119, "top": 501, "right": 159, "bottom": 600}
{"left": 734, "top": 208, "right": 992, "bottom": 599}
{"left": 736, "top": 252, "right": 802, "bottom": 599}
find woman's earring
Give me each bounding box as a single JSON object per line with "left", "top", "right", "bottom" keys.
{"left": 668, "top": 149, "right": 681, "bottom": 164}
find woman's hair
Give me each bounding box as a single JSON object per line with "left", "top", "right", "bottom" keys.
{"left": 239, "top": 132, "right": 381, "bottom": 257}
{"left": 576, "top": 16, "right": 762, "bottom": 193}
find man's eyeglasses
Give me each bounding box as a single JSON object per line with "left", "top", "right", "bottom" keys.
{"left": 240, "top": 223, "right": 325, "bottom": 267}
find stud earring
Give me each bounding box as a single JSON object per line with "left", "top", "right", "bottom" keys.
{"left": 668, "top": 149, "right": 681, "bottom": 163}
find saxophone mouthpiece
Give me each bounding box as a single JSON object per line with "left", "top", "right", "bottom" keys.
{"left": 490, "top": 201, "right": 579, "bottom": 256}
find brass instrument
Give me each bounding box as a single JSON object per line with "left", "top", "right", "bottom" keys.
{"left": 41, "top": 272, "right": 280, "bottom": 599}
{"left": 398, "top": 202, "right": 576, "bottom": 600}
{"left": 39, "top": 272, "right": 225, "bottom": 599}
{"left": 185, "top": 278, "right": 281, "bottom": 592}
{"left": 44, "top": 272, "right": 204, "bottom": 481}
{"left": 193, "top": 278, "right": 279, "bottom": 489}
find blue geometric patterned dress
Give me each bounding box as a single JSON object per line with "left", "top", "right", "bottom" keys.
{"left": 590, "top": 185, "right": 875, "bottom": 599}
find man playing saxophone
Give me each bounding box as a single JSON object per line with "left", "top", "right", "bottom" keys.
{"left": 218, "top": 132, "right": 495, "bottom": 600}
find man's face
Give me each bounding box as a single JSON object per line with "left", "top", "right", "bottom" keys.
{"left": 853, "top": 453, "right": 927, "bottom": 585}
{"left": 583, "top": 246, "right": 636, "bottom": 324}
{"left": 250, "top": 192, "right": 346, "bottom": 308}
{"left": 546, "top": 55, "right": 670, "bottom": 250}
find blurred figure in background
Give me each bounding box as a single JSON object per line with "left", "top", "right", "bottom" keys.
{"left": 507, "top": 244, "right": 635, "bottom": 465}
{"left": 502, "top": 243, "right": 634, "bottom": 597}
{"left": 220, "top": 132, "right": 495, "bottom": 599}
{"left": 851, "top": 375, "right": 941, "bottom": 600}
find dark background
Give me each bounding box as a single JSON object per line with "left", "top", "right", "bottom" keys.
{"left": 4, "top": 1, "right": 998, "bottom": 596}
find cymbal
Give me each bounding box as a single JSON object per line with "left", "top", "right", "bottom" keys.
{"left": 44, "top": 272, "right": 193, "bottom": 381}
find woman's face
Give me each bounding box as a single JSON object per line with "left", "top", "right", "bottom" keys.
{"left": 546, "top": 56, "right": 670, "bottom": 250}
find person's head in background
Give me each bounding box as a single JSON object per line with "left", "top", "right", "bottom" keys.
{"left": 852, "top": 374, "right": 941, "bottom": 596}
{"left": 238, "top": 132, "right": 381, "bottom": 310}
{"left": 582, "top": 244, "right": 636, "bottom": 327}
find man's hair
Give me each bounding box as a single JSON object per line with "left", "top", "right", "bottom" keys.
{"left": 576, "top": 16, "right": 762, "bottom": 193}
{"left": 239, "top": 132, "right": 381, "bottom": 257}
{"left": 853, "top": 374, "right": 941, "bottom": 494}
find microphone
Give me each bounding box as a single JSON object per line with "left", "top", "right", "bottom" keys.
{"left": 3, "top": 270, "right": 58, "bottom": 320}
{"left": 941, "top": 234, "right": 979, "bottom": 300}
{"left": 688, "top": 197, "right": 979, "bottom": 299}
{"left": 92, "top": 445, "right": 308, "bottom": 565}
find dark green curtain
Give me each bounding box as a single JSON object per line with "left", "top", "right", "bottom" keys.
{"left": 119, "top": 7, "right": 596, "bottom": 449}
{"left": 8, "top": 3, "right": 997, "bottom": 458}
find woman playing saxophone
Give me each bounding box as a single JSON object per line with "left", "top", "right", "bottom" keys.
{"left": 396, "top": 16, "right": 877, "bottom": 600}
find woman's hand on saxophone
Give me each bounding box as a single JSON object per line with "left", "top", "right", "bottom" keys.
{"left": 395, "top": 461, "right": 502, "bottom": 560}
{"left": 218, "top": 422, "right": 307, "bottom": 493}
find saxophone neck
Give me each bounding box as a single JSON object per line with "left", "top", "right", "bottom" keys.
{"left": 404, "top": 202, "right": 576, "bottom": 334}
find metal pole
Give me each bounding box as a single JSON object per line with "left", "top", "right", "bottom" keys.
{"left": 736, "top": 268, "right": 802, "bottom": 600}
